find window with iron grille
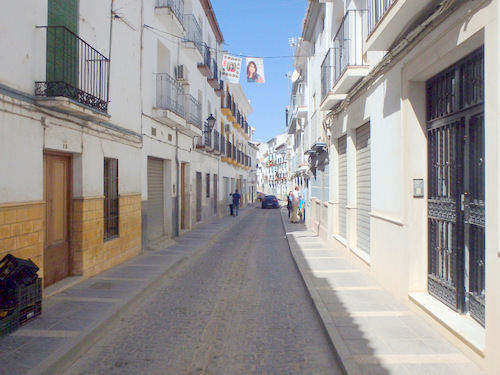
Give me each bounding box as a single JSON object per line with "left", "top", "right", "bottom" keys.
{"left": 206, "top": 173, "right": 210, "bottom": 198}
{"left": 104, "top": 158, "right": 119, "bottom": 240}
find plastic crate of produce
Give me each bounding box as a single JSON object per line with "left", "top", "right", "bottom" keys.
{"left": 19, "top": 302, "right": 41, "bottom": 326}
{"left": 0, "top": 254, "right": 39, "bottom": 286}
{"left": 0, "top": 308, "right": 19, "bottom": 338}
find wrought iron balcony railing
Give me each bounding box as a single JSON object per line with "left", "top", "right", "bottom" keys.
{"left": 183, "top": 14, "right": 203, "bottom": 55}
{"left": 156, "top": 0, "right": 184, "bottom": 24}
{"left": 333, "top": 9, "right": 367, "bottom": 81}
{"left": 213, "top": 130, "right": 220, "bottom": 151}
{"left": 209, "top": 58, "right": 219, "bottom": 81}
{"left": 321, "top": 10, "right": 367, "bottom": 101}
{"left": 321, "top": 48, "right": 335, "bottom": 102}
{"left": 222, "top": 91, "right": 232, "bottom": 110}
{"left": 184, "top": 94, "right": 202, "bottom": 129}
{"left": 35, "top": 26, "right": 109, "bottom": 112}
{"left": 367, "top": 0, "right": 394, "bottom": 35}
{"left": 203, "top": 123, "right": 212, "bottom": 147}
{"left": 220, "top": 135, "right": 226, "bottom": 155}
{"left": 155, "top": 73, "right": 185, "bottom": 117}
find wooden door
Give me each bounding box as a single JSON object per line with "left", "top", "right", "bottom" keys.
{"left": 44, "top": 153, "right": 71, "bottom": 287}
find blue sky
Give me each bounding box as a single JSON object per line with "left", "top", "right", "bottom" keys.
{"left": 211, "top": 0, "right": 307, "bottom": 143}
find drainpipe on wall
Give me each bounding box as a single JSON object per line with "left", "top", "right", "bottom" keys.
{"left": 174, "top": 127, "right": 180, "bottom": 237}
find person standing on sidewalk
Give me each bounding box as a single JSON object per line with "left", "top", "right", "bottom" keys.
{"left": 232, "top": 189, "right": 241, "bottom": 217}
{"left": 287, "top": 191, "right": 293, "bottom": 218}
{"left": 291, "top": 186, "right": 299, "bottom": 223}
{"left": 227, "top": 193, "right": 234, "bottom": 216}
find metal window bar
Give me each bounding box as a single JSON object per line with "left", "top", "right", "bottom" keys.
{"left": 201, "top": 43, "right": 211, "bottom": 67}
{"left": 213, "top": 130, "right": 220, "bottom": 151}
{"left": 156, "top": 0, "right": 184, "bottom": 25}
{"left": 367, "top": 0, "right": 394, "bottom": 35}
{"left": 222, "top": 91, "right": 232, "bottom": 110}
{"left": 233, "top": 145, "right": 237, "bottom": 160}
{"left": 227, "top": 141, "right": 232, "bottom": 158}
{"left": 104, "top": 158, "right": 119, "bottom": 240}
{"left": 333, "top": 9, "right": 367, "bottom": 84}
{"left": 35, "top": 26, "right": 109, "bottom": 112}
{"left": 204, "top": 123, "right": 212, "bottom": 147}
{"left": 209, "top": 58, "right": 219, "bottom": 81}
{"left": 220, "top": 135, "right": 226, "bottom": 155}
{"left": 155, "top": 73, "right": 185, "bottom": 117}
{"left": 182, "top": 14, "right": 203, "bottom": 55}
{"left": 231, "top": 99, "right": 236, "bottom": 116}
{"left": 184, "top": 94, "right": 202, "bottom": 129}
{"left": 321, "top": 48, "right": 335, "bottom": 102}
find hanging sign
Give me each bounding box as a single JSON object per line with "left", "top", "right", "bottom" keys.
{"left": 245, "top": 57, "right": 265, "bottom": 83}
{"left": 221, "top": 54, "right": 242, "bottom": 83}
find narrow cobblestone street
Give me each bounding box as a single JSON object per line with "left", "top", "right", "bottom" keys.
{"left": 63, "top": 207, "right": 342, "bottom": 375}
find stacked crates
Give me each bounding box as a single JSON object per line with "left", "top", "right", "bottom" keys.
{"left": 0, "top": 255, "right": 42, "bottom": 338}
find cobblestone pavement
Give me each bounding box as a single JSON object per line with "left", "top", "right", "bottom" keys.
{"left": 63, "top": 208, "right": 343, "bottom": 375}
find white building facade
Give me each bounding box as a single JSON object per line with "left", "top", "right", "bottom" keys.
{"left": 288, "top": 0, "right": 499, "bottom": 372}
{"left": 257, "top": 134, "right": 288, "bottom": 198}
{"left": 0, "top": 0, "right": 255, "bottom": 290}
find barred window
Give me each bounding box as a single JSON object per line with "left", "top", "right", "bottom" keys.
{"left": 104, "top": 158, "right": 119, "bottom": 240}
{"left": 206, "top": 173, "right": 210, "bottom": 198}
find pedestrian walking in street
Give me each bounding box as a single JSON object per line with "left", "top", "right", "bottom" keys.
{"left": 287, "top": 191, "right": 293, "bottom": 218}
{"left": 298, "top": 195, "right": 305, "bottom": 221}
{"left": 232, "top": 189, "right": 241, "bottom": 217}
{"left": 227, "top": 193, "right": 234, "bottom": 216}
{"left": 291, "top": 186, "right": 299, "bottom": 223}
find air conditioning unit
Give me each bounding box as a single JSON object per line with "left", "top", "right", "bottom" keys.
{"left": 224, "top": 124, "right": 231, "bottom": 133}
{"left": 175, "top": 65, "right": 188, "bottom": 82}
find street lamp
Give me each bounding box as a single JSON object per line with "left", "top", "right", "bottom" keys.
{"left": 203, "top": 113, "right": 216, "bottom": 133}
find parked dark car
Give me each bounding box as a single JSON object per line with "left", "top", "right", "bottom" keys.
{"left": 261, "top": 195, "right": 279, "bottom": 209}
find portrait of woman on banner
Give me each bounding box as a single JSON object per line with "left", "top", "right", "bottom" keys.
{"left": 246, "top": 61, "right": 264, "bottom": 83}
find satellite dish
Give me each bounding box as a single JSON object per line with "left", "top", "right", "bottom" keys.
{"left": 291, "top": 68, "right": 302, "bottom": 83}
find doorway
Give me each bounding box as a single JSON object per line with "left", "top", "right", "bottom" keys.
{"left": 427, "top": 48, "right": 485, "bottom": 326}
{"left": 43, "top": 153, "right": 71, "bottom": 287}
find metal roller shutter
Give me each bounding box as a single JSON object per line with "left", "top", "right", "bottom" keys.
{"left": 338, "top": 136, "right": 347, "bottom": 239}
{"left": 356, "top": 123, "right": 371, "bottom": 254}
{"left": 147, "top": 157, "right": 164, "bottom": 242}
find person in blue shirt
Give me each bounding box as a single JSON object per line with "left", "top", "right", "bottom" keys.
{"left": 298, "top": 196, "right": 305, "bottom": 221}
{"left": 232, "top": 190, "right": 241, "bottom": 217}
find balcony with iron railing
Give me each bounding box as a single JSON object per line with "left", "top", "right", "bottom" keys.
{"left": 35, "top": 26, "right": 109, "bottom": 117}
{"left": 221, "top": 92, "right": 236, "bottom": 122}
{"left": 320, "top": 9, "right": 369, "bottom": 111}
{"left": 287, "top": 82, "right": 308, "bottom": 133}
{"left": 213, "top": 130, "right": 220, "bottom": 153}
{"left": 207, "top": 58, "right": 219, "bottom": 89}
{"left": 182, "top": 14, "right": 203, "bottom": 57}
{"left": 197, "top": 43, "right": 212, "bottom": 77}
{"left": 203, "top": 123, "right": 212, "bottom": 148}
{"left": 184, "top": 94, "right": 202, "bottom": 130}
{"left": 154, "top": 73, "right": 186, "bottom": 126}
{"left": 215, "top": 79, "right": 224, "bottom": 97}
{"left": 155, "top": 0, "right": 184, "bottom": 34}
{"left": 366, "top": 0, "right": 435, "bottom": 51}
{"left": 220, "top": 135, "right": 226, "bottom": 155}
{"left": 233, "top": 110, "right": 241, "bottom": 129}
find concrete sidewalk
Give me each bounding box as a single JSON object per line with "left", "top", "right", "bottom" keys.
{"left": 0, "top": 206, "right": 254, "bottom": 375}
{"left": 281, "top": 209, "right": 485, "bottom": 375}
